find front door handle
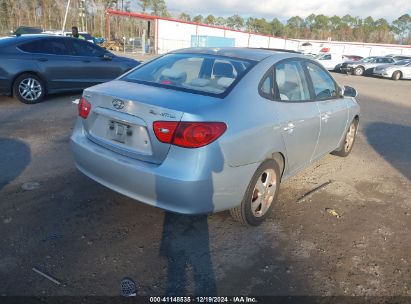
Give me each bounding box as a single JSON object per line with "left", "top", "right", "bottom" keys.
{"left": 283, "top": 122, "right": 295, "bottom": 132}
{"left": 38, "top": 58, "right": 48, "bottom": 62}
{"left": 82, "top": 60, "right": 91, "bottom": 63}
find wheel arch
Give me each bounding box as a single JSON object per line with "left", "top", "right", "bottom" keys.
{"left": 393, "top": 70, "right": 403, "bottom": 79}
{"left": 271, "top": 152, "right": 285, "bottom": 180}
{"left": 11, "top": 71, "right": 47, "bottom": 96}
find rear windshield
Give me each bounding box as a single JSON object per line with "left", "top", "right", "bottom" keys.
{"left": 121, "top": 53, "right": 256, "bottom": 97}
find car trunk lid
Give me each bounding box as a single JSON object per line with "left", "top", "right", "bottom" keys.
{"left": 81, "top": 80, "right": 188, "bottom": 164}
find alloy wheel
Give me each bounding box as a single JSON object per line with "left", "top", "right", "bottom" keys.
{"left": 344, "top": 123, "right": 356, "bottom": 152}
{"left": 251, "top": 169, "right": 277, "bottom": 217}
{"left": 18, "top": 78, "right": 42, "bottom": 101}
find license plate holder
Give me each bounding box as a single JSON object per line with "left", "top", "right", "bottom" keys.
{"left": 108, "top": 121, "right": 130, "bottom": 144}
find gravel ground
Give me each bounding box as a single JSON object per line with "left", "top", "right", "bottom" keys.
{"left": 0, "top": 72, "right": 410, "bottom": 296}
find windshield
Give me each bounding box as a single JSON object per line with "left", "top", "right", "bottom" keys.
{"left": 361, "top": 57, "right": 376, "bottom": 63}
{"left": 318, "top": 54, "right": 331, "bottom": 60}
{"left": 122, "top": 53, "right": 256, "bottom": 96}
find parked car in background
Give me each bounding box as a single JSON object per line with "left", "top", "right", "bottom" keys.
{"left": 340, "top": 56, "right": 376, "bottom": 74}
{"left": 373, "top": 59, "right": 411, "bottom": 80}
{"left": 71, "top": 47, "right": 360, "bottom": 226}
{"left": 0, "top": 35, "right": 140, "bottom": 104}
{"left": 344, "top": 55, "right": 363, "bottom": 61}
{"left": 334, "top": 55, "right": 364, "bottom": 72}
{"left": 384, "top": 54, "right": 411, "bottom": 61}
{"left": 13, "top": 26, "right": 43, "bottom": 35}
{"left": 316, "top": 53, "right": 345, "bottom": 71}
{"left": 343, "top": 56, "right": 396, "bottom": 76}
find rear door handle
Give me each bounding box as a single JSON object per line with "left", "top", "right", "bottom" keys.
{"left": 283, "top": 122, "right": 295, "bottom": 132}
{"left": 38, "top": 58, "right": 48, "bottom": 62}
{"left": 321, "top": 111, "right": 331, "bottom": 121}
{"left": 82, "top": 60, "right": 91, "bottom": 63}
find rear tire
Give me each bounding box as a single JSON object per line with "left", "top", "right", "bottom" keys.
{"left": 332, "top": 119, "right": 358, "bottom": 157}
{"left": 13, "top": 73, "right": 45, "bottom": 104}
{"left": 230, "top": 159, "right": 280, "bottom": 226}
{"left": 391, "top": 71, "right": 402, "bottom": 81}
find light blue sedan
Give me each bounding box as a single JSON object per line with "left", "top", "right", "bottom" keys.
{"left": 71, "top": 47, "right": 360, "bottom": 226}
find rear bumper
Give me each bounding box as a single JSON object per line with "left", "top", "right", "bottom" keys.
{"left": 70, "top": 119, "right": 258, "bottom": 214}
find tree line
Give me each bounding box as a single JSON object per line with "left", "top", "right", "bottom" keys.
{"left": 0, "top": 0, "right": 410, "bottom": 45}
{"left": 176, "top": 12, "right": 411, "bottom": 45}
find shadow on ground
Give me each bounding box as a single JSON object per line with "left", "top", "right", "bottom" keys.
{"left": 0, "top": 137, "right": 31, "bottom": 191}
{"left": 364, "top": 122, "right": 411, "bottom": 180}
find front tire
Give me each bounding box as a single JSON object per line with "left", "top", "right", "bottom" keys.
{"left": 391, "top": 71, "right": 402, "bottom": 81}
{"left": 353, "top": 66, "right": 364, "bottom": 76}
{"left": 13, "top": 73, "right": 45, "bottom": 104}
{"left": 332, "top": 120, "right": 358, "bottom": 157}
{"left": 230, "top": 159, "right": 280, "bottom": 226}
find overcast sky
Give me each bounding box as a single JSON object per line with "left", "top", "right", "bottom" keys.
{"left": 163, "top": 0, "right": 411, "bottom": 22}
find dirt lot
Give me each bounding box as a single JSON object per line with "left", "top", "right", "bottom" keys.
{"left": 0, "top": 72, "right": 410, "bottom": 296}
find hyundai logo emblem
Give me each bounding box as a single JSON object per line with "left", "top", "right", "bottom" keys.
{"left": 112, "top": 99, "right": 125, "bottom": 110}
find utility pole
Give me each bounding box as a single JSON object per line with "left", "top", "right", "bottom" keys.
{"left": 79, "top": 0, "right": 86, "bottom": 32}
{"left": 61, "top": 0, "right": 71, "bottom": 35}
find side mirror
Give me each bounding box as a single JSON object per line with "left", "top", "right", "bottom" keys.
{"left": 343, "top": 85, "right": 358, "bottom": 98}
{"left": 102, "top": 53, "right": 112, "bottom": 61}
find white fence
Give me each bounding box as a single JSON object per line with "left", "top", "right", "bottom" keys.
{"left": 156, "top": 18, "right": 411, "bottom": 57}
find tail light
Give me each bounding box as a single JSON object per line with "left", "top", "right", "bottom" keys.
{"left": 78, "top": 97, "right": 91, "bottom": 119}
{"left": 153, "top": 121, "right": 227, "bottom": 148}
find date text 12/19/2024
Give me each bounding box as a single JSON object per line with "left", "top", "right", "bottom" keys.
{"left": 149, "top": 297, "right": 258, "bottom": 303}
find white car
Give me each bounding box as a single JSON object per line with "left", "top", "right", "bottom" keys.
{"left": 316, "top": 53, "right": 345, "bottom": 71}
{"left": 373, "top": 59, "right": 411, "bottom": 80}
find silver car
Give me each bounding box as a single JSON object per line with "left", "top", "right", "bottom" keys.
{"left": 346, "top": 56, "right": 396, "bottom": 76}
{"left": 71, "top": 48, "right": 360, "bottom": 226}
{"left": 373, "top": 59, "right": 411, "bottom": 80}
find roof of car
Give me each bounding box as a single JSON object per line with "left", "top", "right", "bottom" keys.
{"left": 0, "top": 34, "right": 76, "bottom": 46}
{"left": 171, "top": 47, "right": 302, "bottom": 61}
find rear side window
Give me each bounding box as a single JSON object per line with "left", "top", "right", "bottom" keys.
{"left": 305, "top": 62, "right": 338, "bottom": 100}
{"left": 274, "top": 61, "right": 310, "bottom": 102}
{"left": 259, "top": 70, "right": 274, "bottom": 99}
{"left": 19, "top": 39, "right": 70, "bottom": 55}
{"left": 70, "top": 39, "right": 104, "bottom": 57}
{"left": 122, "top": 53, "right": 255, "bottom": 97}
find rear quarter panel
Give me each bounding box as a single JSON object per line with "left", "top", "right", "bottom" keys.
{"left": 0, "top": 45, "right": 39, "bottom": 94}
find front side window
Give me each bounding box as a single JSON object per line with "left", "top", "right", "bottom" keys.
{"left": 19, "top": 39, "right": 69, "bottom": 55}
{"left": 70, "top": 39, "right": 104, "bottom": 57}
{"left": 274, "top": 61, "right": 310, "bottom": 102}
{"left": 395, "top": 59, "right": 411, "bottom": 65}
{"left": 122, "top": 53, "right": 255, "bottom": 96}
{"left": 305, "top": 62, "right": 338, "bottom": 100}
